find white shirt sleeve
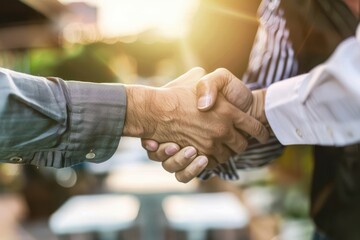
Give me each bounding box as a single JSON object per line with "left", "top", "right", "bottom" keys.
{"left": 265, "top": 25, "right": 360, "bottom": 146}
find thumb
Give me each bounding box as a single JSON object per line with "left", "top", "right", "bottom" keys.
{"left": 196, "top": 77, "right": 218, "bottom": 111}
{"left": 196, "top": 68, "right": 252, "bottom": 111}
{"left": 141, "top": 139, "right": 159, "bottom": 151}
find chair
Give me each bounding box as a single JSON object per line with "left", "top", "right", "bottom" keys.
{"left": 49, "top": 194, "right": 140, "bottom": 240}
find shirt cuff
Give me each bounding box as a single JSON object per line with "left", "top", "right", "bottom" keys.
{"left": 64, "top": 81, "right": 126, "bottom": 166}
{"left": 265, "top": 36, "right": 360, "bottom": 146}
{"left": 264, "top": 74, "right": 317, "bottom": 145}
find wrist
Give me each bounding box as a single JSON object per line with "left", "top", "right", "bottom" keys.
{"left": 249, "top": 89, "right": 268, "bottom": 124}
{"left": 123, "top": 85, "right": 157, "bottom": 138}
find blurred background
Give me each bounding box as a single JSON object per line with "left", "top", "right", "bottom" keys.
{"left": 0, "top": 0, "right": 314, "bottom": 239}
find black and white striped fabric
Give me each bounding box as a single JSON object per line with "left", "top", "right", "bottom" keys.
{"left": 199, "top": 0, "right": 299, "bottom": 180}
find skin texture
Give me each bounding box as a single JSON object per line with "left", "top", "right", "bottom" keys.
{"left": 142, "top": 68, "right": 269, "bottom": 183}
{"left": 123, "top": 68, "right": 269, "bottom": 179}
{"left": 143, "top": 0, "right": 358, "bottom": 184}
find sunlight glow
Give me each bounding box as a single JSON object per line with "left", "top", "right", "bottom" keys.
{"left": 207, "top": 3, "right": 258, "bottom": 23}
{"left": 59, "top": 0, "right": 198, "bottom": 39}
{"left": 98, "top": 0, "right": 197, "bottom": 38}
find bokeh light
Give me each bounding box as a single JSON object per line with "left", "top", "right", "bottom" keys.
{"left": 59, "top": 0, "right": 199, "bottom": 39}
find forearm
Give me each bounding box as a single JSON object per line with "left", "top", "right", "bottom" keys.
{"left": 0, "top": 68, "right": 126, "bottom": 167}
{"left": 265, "top": 36, "right": 360, "bottom": 146}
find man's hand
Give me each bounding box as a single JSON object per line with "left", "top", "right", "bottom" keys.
{"left": 196, "top": 68, "right": 267, "bottom": 124}
{"left": 140, "top": 68, "right": 269, "bottom": 182}
{"left": 142, "top": 142, "right": 208, "bottom": 183}
{"left": 196, "top": 68, "right": 253, "bottom": 112}
{"left": 124, "top": 67, "right": 269, "bottom": 172}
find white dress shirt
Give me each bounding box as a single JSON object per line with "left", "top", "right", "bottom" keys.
{"left": 265, "top": 25, "right": 360, "bottom": 146}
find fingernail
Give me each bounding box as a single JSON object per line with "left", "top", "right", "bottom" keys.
{"left": 165, "top": 145, "right": 179, "bottom": 156}
{"left": 197, "top": 156, "right": 208, "bottom": 167}
{"left": 145, "top": 142, "right": 157, "bottom": 151}
{"left": 184, "top": 147, "right": 197, "bottom": 158}
{"left": 197, "top": 95, "right": 211, "bottom": 109}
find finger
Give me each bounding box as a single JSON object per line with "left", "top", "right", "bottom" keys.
{"left": 162, "top": 146, "right": 197, "bottom": 173}
{"left": 224, "top": 129, "right": 249, "bottom": 155}
{"left": 175, "top": 155, "right": 208, "bottom": 183}
{"left": 196, "top": 68, "right": 237, "bottom": 110}
{"left": 196, "top": 78, "right": 218, "bottom": 111}
{"left": 196, "top": 68, "right": 253, "bottom": 111}
{"left": 233, "top": 110, "right": 270, "bottom": 144}
{"left": 141, "top": 139, "right": 159, "bottom": 151}
{"left": 147, "top": 142, "right": 180, "bottom": 162}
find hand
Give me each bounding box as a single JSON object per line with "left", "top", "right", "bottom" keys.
{"left": 196, "top": 68, "right": 267, "bottom": 124}
{"left": 142, "top": 141, "right": 208, "bottom": 183}
{"left": 124, "top": 67, "right": 269, "bottom": 166}
{"left": 141, "top": 68, "right": 270, "bottom": 182}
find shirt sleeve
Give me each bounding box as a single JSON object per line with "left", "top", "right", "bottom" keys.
{"left": 0, "top": 68, "right": 127, "bottom": 167}
{"left": 265, "top": 34, "right": 360, "bottom": 146}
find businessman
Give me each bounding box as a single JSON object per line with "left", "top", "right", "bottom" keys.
{"left": 144, "top": 31, "right": 360, "bottom": 182}
{"left": 143, "top": 0, "right": 360, "bottom": 239}
{"left": 0, "top": 67, "right": 269, "bottom": 169}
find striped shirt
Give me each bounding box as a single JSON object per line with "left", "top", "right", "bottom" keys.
{"left": 199, "top": 0, "right": 299, "bottom": 180}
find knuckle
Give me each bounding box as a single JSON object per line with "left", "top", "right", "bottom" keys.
{"left": 252, "top": 122, "right": 265, "bottom": 136}
{"left": 217, "top": 124, "right": 230, "bottom": 137}
{"left": 197, "top": 78, "right": 208, "bottom": 87}
{"left": 215, "top": 68, "right": 230, "bottom": 76}
{"left": 162, "top": 161, "right": 174, "bottom": 173}
{"left": 236, "top": 114, "right": 245, "bottom": 123}
{"left": 173, "top": 157, "right": 184, "bottom": 168}
{"left": 238, "top": 140, "right": 248, "bottom": 152}
{"left": 188, "top": 167, "right": 197, "bottom": 178}
{"left": 192, "top": 67, "right": 206, "bottom": 75}
{"left": 175, "top": 173, "right": 189, "bottom": 183}
{"left": 203, "top": 139, "right": 215, "bottom": 151}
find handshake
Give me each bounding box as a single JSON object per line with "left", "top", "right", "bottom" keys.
{"left": 123, "top": 67, "right": 270, "bottom": 183}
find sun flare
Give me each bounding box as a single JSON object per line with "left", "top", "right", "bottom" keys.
{"left": 59, "top": 0, "right": 198, "bottom": 39}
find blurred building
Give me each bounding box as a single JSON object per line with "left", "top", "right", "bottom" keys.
{"left": 0, "top": 0, "right": 67, "bottom": 50}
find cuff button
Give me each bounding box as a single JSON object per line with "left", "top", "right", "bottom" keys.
{"left": 296, "top": 128, "right": 303, "bottom": 138}
{"left": 86, "top": 152, "right": 96, "bottom": 159}
{"left": 10, "top": 156, "right": 23, "bottom": 163}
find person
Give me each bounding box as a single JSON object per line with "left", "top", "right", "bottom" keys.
{"left": 143, "top": 0, "right": 360, "bottom": 239}
{"left": 144, "top": 27, "right": 360, "bottom": 182}
{"left": 0, "top": 66, "right": 269, "bottom": 170}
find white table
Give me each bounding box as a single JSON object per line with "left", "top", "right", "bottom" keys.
{"left": 104, "top": 163, "right": 198, "bottom": 194}
{"left": 162, "top": 192, "right": 249, "bottom": 240}
{"left": 104, "top": 163, "right": 198, "bottom": 240}
{"left": 49, "top": 194, "right": 140, "bottom": 240}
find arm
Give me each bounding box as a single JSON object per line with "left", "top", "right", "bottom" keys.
{"left": 145, "top": 29, "right": 360, "bottom": 182}
{"left": 265, "top": 35, "right": 360, "bottom": 145}
{"left": 142, "top": 68, "right": 272, "bottom": 182}
{"left": 0, "top": 67, "right": 269, "bottom": 168}
{"left": 125, "top": 68, "right": 268, "bottom": 166}
{"left": 0, "top": 67, "right": 126, "bottom": 167}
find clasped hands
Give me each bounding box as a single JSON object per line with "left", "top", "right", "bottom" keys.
{"left": 123, "top": 67, "right": 268, "bottom": 183}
